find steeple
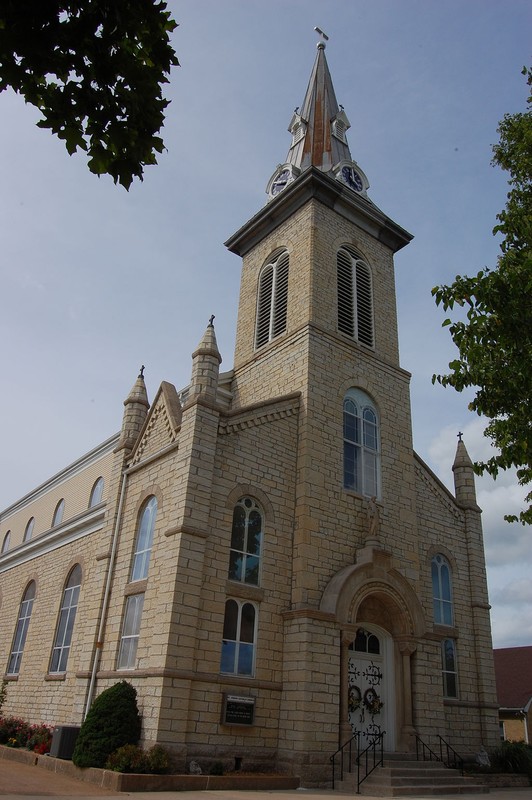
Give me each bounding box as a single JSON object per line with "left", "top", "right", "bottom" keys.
{"left": 116, "top": 366, "right": 150, "bottom": 453}
{"left": 266, "top": 39, "right": 369, "bottom": 199}
{"left": 188, "top": 316, "right": 222, "bottom": 402}
{"left": 452, "top": 436, "right": 479, "bottom": 510}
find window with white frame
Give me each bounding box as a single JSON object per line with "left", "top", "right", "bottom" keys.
{"left": 432, "top": 554, "right": 454, "bottom": 626}
{"left": 88, "top": 476, "right": 104, "bottom": 508}
{"left": 343, "top": 388, "right": 379, "bottom": 496}
{"left": 441, "top": 638, "right": 458, "bottom": 698}
{"left": 52, "top": 499, "right": 65, "bottom": 527}
{"left": 7, "top": 582, "right": 36, "bottom": 675}
{"left": 49, "top": 565, "right": 82, "bottom": 673}
{"left": 228, "top": 498, "right": 263, "bottom": 586}
{"left": 1, "top": 531, "right": 10, "bottom": 553}
{"left": 255, "top": 251, "right": 289, "bottom": 349}
{"left": 117, "top": 594, "right": 145, "bottom": 669}
{"left": 23, "top": 517, "right": 34, "bottom": 543}
{"left": 337, "top": 246, "right": 374, "bottom": 347}
{"left": 220, "top": 599, "right": 257, "bottom": 676}
{"left": 130, "top": 496, "right": 157, "bottom": 582}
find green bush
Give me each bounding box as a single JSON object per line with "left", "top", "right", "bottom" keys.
{"left": 0, "top": 717, "right": 53, "bottom": 753}
{"left": 491, "top": 740, "right": 532, "bottom": 775}
{"left": 105, "top": 743, "right": 170, "bottom": 774}
{"left": 72, "top": 681, "right": 141, "bottom": 769}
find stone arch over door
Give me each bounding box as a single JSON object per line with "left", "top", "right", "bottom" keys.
{"left": 320, "top": 549, "right": 426, "bottom": 752}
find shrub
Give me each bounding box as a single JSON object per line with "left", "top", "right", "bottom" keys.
{"left": 0, "top": 717, "right": 52, "bottom": 753}
{"left": 72, "top": 681, "right": 141, "bottom": 769}
{"left": 209, "top": 761, "right": 224, "bottom": 775}
{"left": 491, "top": 740, "right": 532, "bottom": 775}
{"left": 26, "top": 723, "right": 53, "bottom": 754}
{"left": 0, "top": 680, "right": 8, "bottom": 716}
{"left": 105, "top": 743, "right": 170, "bottom": 774}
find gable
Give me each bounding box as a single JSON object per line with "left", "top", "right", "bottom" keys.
{"left": 130, "top": 381, "right": 182, "bottom": 466}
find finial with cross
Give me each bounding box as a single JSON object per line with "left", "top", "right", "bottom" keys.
{"left": 314, "top": 26, "right": 329, "bottom": 47}
{"left": 208, "top": 314, "right": 215, "bottom": 328}
{"left": 457, "top": 431, "right": 463, "bottom": 442}
{"left": 139, "top": 365, "right": 145, "bottom": 379}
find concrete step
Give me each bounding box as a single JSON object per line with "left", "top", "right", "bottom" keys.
{"left": 335, "top": 760, "right": 489, "bottom": 797}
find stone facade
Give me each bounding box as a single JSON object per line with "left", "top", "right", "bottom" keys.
{"left": 0, "top": 45, "right": 499, "bottom": 787}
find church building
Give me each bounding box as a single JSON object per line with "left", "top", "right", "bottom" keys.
{"left": 0, "top": 42, "right": 499, "bottom": 785}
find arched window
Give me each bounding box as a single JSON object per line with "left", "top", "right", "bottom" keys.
{"left": 337, "top": 246, "right": 374, "bottom": 347}
{"left": 52, "top": 499, "right": 65, "bottom": 527}
{"left": 255, "top": 251, "right": 289, "bottom": 349}
{"left": 220, "top": 599, "right": 257, "bottom": 676}
{"left": 117, "top": 594, "right": 145, "bottom": 670}
{"left": 7, "top": 582, "right": 36, "bottom": 675}
{"left": 343, "top": 389, "right": 379, "bottom": 496}
{"left": 23, "top": 517, "right": 34, "bottom": 543}
{"left": 1, "top": 531, "right": 10, "bottom": 553}
{"left": 441, "top": 638, "right": 458, "bottom": 698}
{"left": 350, "top": 627, "right": 380, "bottom": 655}
{"left": 130, "top": 496, "right": 157, "bottom": 582}
{"left": 432, "top": 554, "right": 453, "bottom": 625}
{"left": 88, "top": 477, "right": 104, "bottom": 508}
{"left": 50, "top": 565, "right": 82, "bottom": 673}
{"left": 228, "top": 498, "right": 262, "bottom": 586}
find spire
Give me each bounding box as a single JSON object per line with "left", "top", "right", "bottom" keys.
{"left": 189, "top": 317, "right": 222, "bottom": 402}
{"left": 116, "top": 367, "right": 150, "bottom": 453}
{"left": 266, "top": 38, "right": 369, "bottom": 199}
{"left": 452, "top": 435, "right": 479, "bottom": 510}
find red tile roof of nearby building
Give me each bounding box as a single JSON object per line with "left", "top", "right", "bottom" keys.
{"left": 494, "top": 646, "right": 532, "bottom": 709}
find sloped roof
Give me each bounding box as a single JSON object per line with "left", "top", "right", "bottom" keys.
{"left": 494, "top": 646, "right": 532, "bottom": 709}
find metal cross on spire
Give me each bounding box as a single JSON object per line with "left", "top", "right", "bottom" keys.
{"left": 314, "top": 26, "right": 329, "bottom": 47}
{"left": 457, "top": 431, "right": 463, "bottom": 442}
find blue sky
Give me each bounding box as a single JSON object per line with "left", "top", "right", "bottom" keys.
{"left": 1, "top": 0, "right": 531, "bottom": 647}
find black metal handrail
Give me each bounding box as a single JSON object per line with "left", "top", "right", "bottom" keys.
{"left": 437, "top": 734, "right": 464, "bottom": 774}
{"left": 415, "top": 734, "right": 464, "bottom": 775}
{"left": 330, "top": 732, "right": 358, "bottom": 789}
{"left": 356, "top": 731, "right": 386, "bottom": 794}
{"left": 330, "top": 731, "right": 386, "bottom": 792}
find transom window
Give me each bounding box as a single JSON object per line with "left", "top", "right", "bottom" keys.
{"left": 23, "top": 517, "right": 34, "bottom": 543}
{"left": 442, "top": 638, "right": 458, "bottom": 698}
{"left": 130, "top": 496, "right": 157, "bottom": 582}
{"left": 228, "top": 498, "right": 262, "bottom": 586}
{"left": 343, "top": 388, "right": 379, "bottom": 497}
{"left": 255, "top": 251, "right": 289, "bottom": 349}
{"left": 7, "top": 581, "right": 36, "bottom": 675}
{"left": 337, "top": 246, "right": 374, "bottom": 347}
{"left": 52, "top": 499, "right": 65, "bottom": 527}
{"left": 50, "top": 564, "right": 82, "bottom": 674}
{"left": 89, "top": 477, "right": 104, "bottom": 508}
{"left": 220, "top": 599, "right": 257, "bottom": 676}
{"left": 117, "top": 594, "right": 145, "bottom": 670}
{"left": 350, "top": 627, "right": 380, "bottom": 654}
{"left": 432, "top": 554, "right": 453, "bottom": 626}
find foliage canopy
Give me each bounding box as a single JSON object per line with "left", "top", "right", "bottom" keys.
{"left": 433, "top": 67, "right": 532, "bottom": 524}
{"left": 72, "top": 680, "right": 141, "bottom": 768}
{"left": 0, "top": 1, "right": 178, "bottom": 189}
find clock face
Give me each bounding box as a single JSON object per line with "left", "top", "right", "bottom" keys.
{"left": 271, "top": 169, "right": 291, "bottom": 195}
{"left": 341, "top": 166, "right": 364, "bottom": 192}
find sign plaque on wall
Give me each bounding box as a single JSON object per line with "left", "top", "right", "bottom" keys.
{"left": 222, "top": 694, "right": 255, "bottom": 726}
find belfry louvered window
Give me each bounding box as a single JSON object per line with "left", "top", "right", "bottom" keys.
{"left": 337, "top": 246, "right": 374, "bottom": 347}
{"left": 255, "top": 251, "right": 289, "bottom": 349}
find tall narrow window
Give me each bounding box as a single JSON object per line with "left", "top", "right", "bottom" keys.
{"left": 89, "top": 477, "right": 104, "bottom": 508}
{"left": 442, "top": 638, "right": 458, "bottom": 698}
{"left": 343, "top": 389, "right": 379, "bottom": 496}
{"left": 117, "top": 594, "right": 145, "bottom": 669}
{"left": 23, "top": 517, "right": 34, "bottom": 543}
{"left": 337, "top": 246, "right": 374, "bottom": 347}
{"left": 7, "top": 582, "right": 36, "bottom": 675}
{"left": 50, "top": 565, "right": 82, "bottom": 674}
{"left": 52, "top": 499, "right": 65, "bottom": 527}
{"left": 228, "top": 498, "right": 262, "bottom": 586}
{"left": 130, "top": 496, "right": 157, "bottom": 581}
{"left": 1, "top": 531, "right": 10, "bottom": 553}
{"left": 255, "top": 251, "right": 289, "bottom": 348}
{"left": 220, "top": 599, "right": 257, "bottom": 676}
{"left": 432, "top": 554, "right": 453, "bottom": 625}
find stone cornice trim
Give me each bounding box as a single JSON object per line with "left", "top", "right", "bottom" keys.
{"left": 90, "top": 668, "right": 282, "bottom": 692}
{"left": 0, "top": 506, "right": 106, "bottom": 573}
{"left": 281, "top": 608, "right": 336, "bottom": 622}
{"left": 0, "top": 435, "right": 119, "bottom": 520}
{"left": 127, "top": 441, "right": 180, "bottom": 474}
{"left": 164, "top": 524, "right": 209, "bottom": 539}
{"left": 218, "top": 393, "right": 300, "bottom": 436}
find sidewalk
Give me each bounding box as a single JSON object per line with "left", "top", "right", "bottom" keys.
{"left": 1, "top": 758, "right": 531, "bottom": 800}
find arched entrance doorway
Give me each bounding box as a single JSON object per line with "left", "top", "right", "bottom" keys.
{"left": 320, "top": 548, "right": 425, "bottom": 752}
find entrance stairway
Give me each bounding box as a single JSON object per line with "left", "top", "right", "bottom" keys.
{"left": 335, "top": 755, "right": 489, "bottom": 796}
